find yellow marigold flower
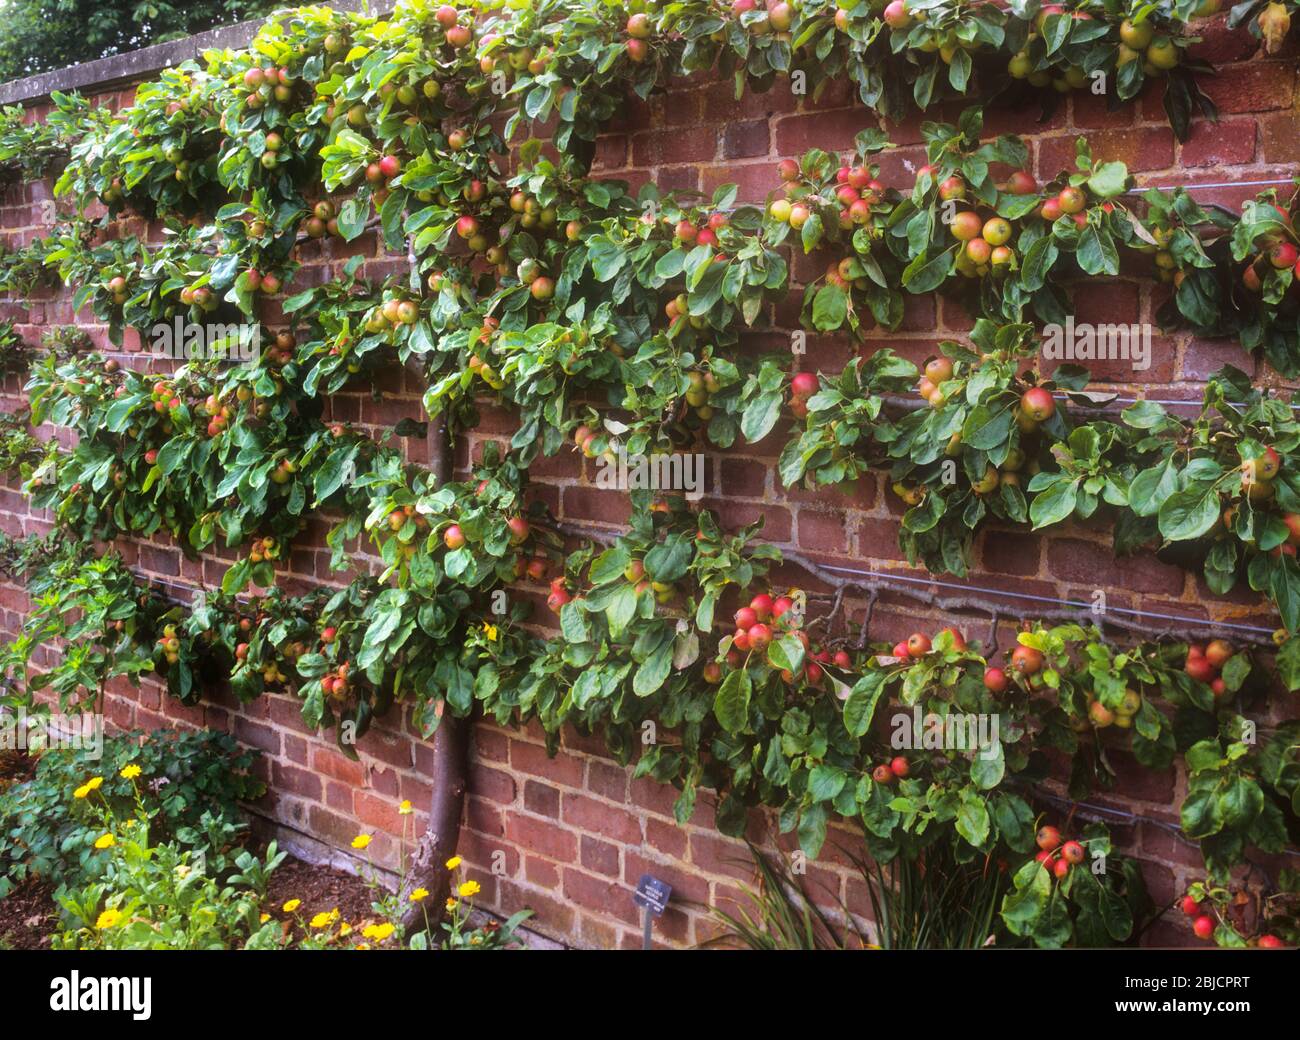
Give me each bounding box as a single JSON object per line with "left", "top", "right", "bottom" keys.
{"left": 95, "top": 909, "right": 122, "bottom": 929}
{"left": 361, "top": 923, "right": 381, "bottom": 939}
{"left": 445, "top": 855, "right": 462, "bottom": 870}
{"left": 458, "top": 880, "right": 481, "bottom": 899}
{"left": 339, "top": 922, "right": 352, "bottom": 936}
{"left": 446, "top": 898, "right": 457, "bottom": 910}
{"left": 282, "top": 899, "right": 301, "bottom": 913}
{"left": 86, "top": 777, "right": 103, "bottom": 791}
{"left": 398, "top": 800, "right": 413, "bottom": 815}
{"left": 260, "top": 914, "right": 270, "bottom": 924}
{"left": 120, "top": 764, "right": 142, "bottom": 780}
{"left": 310, "top": 911, "right": 334, "bottom": 929}
{"left": 369, "top": 922, "right": 395, "bottom": 941}
{"left": 482, "top": 621, "right": 498, "bottom": 642}
{"left": 73, "top": 783, "right": 91, "bottom": 799}
{"left": 94, "top": 833, "right": 115, "bottom": 849}
{"left": 351, "top": 834, "right": 372, "bottom": 850}
{"left": 409, "top": 888, "right": 429, "bottom": 903}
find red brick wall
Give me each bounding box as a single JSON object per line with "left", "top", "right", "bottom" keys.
{"left": 2, "top": 13, "right": 1298, "bottom": 948}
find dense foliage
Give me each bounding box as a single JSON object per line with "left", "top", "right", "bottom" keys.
{"left": 0, "top": 0, "right": 1296, "bottom": 948}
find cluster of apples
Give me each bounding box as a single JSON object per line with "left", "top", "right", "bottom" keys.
{"left": 546, "top": 575, "right": 573, "bottom": 613}
{"left": 237, "top": 63, "right": 297, "bottom": 111}
{"left": 364, "top": 295, "right": 421, "bottom": 335}
{"left": 466, "top": 319, "right": 505, "bottom": 389}
{"left": 234, "top": 639, "right": 291, "bottom": 685}
{"left": 1112, "top": 15, "right": 1184, "bottom": 77}
{"left": 1082, "top": 687, "right": 1144, "bottom": 730}
{"left": 301, "top": 199, "right": 343, "bottom": 239}
{"left": 1240, "top": 204, "right": 1299, "bottom": 293}
{"left": 768, "top": 158, "right": 887, "bottom": 233}
{"left": 1038, "top": 184, "right": 1091, "bottom": 227}
{"left": 1233, "top": 444, "right": 1284, "bottom": 510}
{"left": 981, "top": 643, "right": 1044, "bottom": 695}
{"left": 363, "top": 153, "right": 402, "bottom": 191}
{"left": 870, "top": 755, "right": 911, "bottom": 785}
{"left": 683, "top": 370, "right": 719, "bottom": 424}
{"left": 1033, "top": 825, "right": 1087, "bottom": 880}
{"left": 149, "top": 380, "right": 185, "bottom": 417}
{"left": 387, "top": 504, "right": 429, "bottom": 534}
{"left": 480, "top": 36, "right": 555, "bottom": 77}
{"left": 178, "top": 283, "right": 217, "bottom": 311}
{"left": 320, "top": 660, "right": 353, "bottom": 703}
{"left": 732, "top": 0, "right": 796, "bottom": 34}
{"left": 260, "top": 330, "right": 297, "bottom": 369}
{"left": 102, "top": 274, "right": 131, "bottom": 308}
{"left": 889, "top": 626, "right": 969, "bottom": 660}
{"left": 915, "top": 355, "right": 954, "bottom": 409}
{"left": 706, "top": 591, "right": 850, "bottom": 685}
{"left": 452, "top": 210, "right": 498, "bottom": 256}
{"left": 433, "top": 4, "right": 473, "bottom": 47}
{"left": 1179, "top": 891, "right": 1287, "bottom": 947}
{"left": 674, "top": 209, "right": 730, "bottom": 250}
{"left": 617, "top": 559, "right": 678, "bottom": 607}
{"left": 929, "top": 170, "right": 1036, "bottom": 278}
{"left": 155, "top": 624, "right": 183, "bottom": 666}
{"left": 788, "top": 371, "right": 819, "bottom": 420}
{"left": 243, "top": 269, "right": 283, "bottom": 295}
{"left": 623, "top": 12, "right": 654, "bottom": 62}
{"left": 199, "top": 392, "right": 237, "bottom": 438}
{"left": 515, "top": 257, "right": 556, "bottom": 303}
{"left": 514, "top": 551, "right": 553, "bottom": 584}
{"left": 1183, "top": 639, "right": 1236, "bottom": 698}
{"left": 248, "top": 535, "right": 281, "bottom": 565}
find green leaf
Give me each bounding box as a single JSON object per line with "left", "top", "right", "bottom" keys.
{"left": 714, "top": 668, "right": 752, "bottom": 732}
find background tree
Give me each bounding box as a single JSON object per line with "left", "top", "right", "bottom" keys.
{"left": 0, "top": 0, "right": 278, "bottom": 83}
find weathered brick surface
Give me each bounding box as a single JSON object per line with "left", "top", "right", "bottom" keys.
{"left": 2, "top": 17, "right": 1296, "bottom": 949}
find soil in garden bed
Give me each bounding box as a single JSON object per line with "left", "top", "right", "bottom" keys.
{"left": 262, "top": 855, "right": 380, "bottom": 940}
{"left": 0, "top": 850, "right": 379, "bottom": 950}
{"left": 0, "top": 880, "right": 57, "bottom": 950}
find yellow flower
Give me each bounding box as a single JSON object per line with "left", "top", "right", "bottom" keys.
{"left": 282, "top": 899, "right": 301, "bottom": 913}
{"left": 482, "top": 621, "right": 499, "bottom": 642}
{"left": 309, "top": 911, "right": 334, "bottom": 930}
{"left": 339, "top": 922, "right": 352, "bottom": 936}
{"left": 398, "top": 800, "right": 413, "bottom": 815}
{"left": 259, "top": 913, "right": 270, "bottom": 924}
{"left": 445, "top": 898, "right": 457, "bottom": 910}
{"left": 458, "top": 880, "right": 481, "bottom": 899}
{"left": 351, "top": 834, "right": 372, "bottom": 850}
{"left": 87, "top": 776, "right": 103, "bottom": 791}
{"left": 445, "top": 855, "right": 462, "bottom": 870}
{"left": 370, "top": 922, "right": 395, "bottom": 941}
{"left": 409, "top": 888, "right": 429, "bottom": 903}
{"left": 95, "top": 908, "right": 122, "bottom": 929}
{"left": 73, "top": 784, "right": 91, "bottom": 800}
{"left": 120, "top": 764, "right": 142, "bottom": 780}
{"left": 93, "top": 833, "right": 115, "bottom": 849}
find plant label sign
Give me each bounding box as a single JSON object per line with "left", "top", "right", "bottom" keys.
{"left": 633, "top": 874, "right": 672, "bottom": 917}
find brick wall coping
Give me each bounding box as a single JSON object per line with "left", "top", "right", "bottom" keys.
{"left": 0, "top": 0, "right": 379, "bottom": 108}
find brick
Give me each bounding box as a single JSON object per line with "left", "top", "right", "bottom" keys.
{"left": 504, "top": 814, "right": 577, "bottom": 863}
{"left": 1198, "top": 62, "right": 1295, "bottom": 114}
{"left": 511, "top": 739, "right": 584, "bottom": 787}
{"left": 1179, "top": 118, "right": 1256, "bottom": 167}
{"left": 1047, "top": 538, "right": 1186, "bottom": 596}
{"left": 580, "top": 835, "right": 621, "bottom": 877}
{"left": 524, "top": 779, "right": 561, "bottom": 818}
{"left": 722, "top": 119, "right": 770, "bottom": 159}
{"left": 563, "top": 792, "right": 643, "bottom": 844}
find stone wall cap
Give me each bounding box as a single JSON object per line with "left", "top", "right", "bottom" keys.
{"left": 0, "top": 0, "right": 381, "bottom": 107}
